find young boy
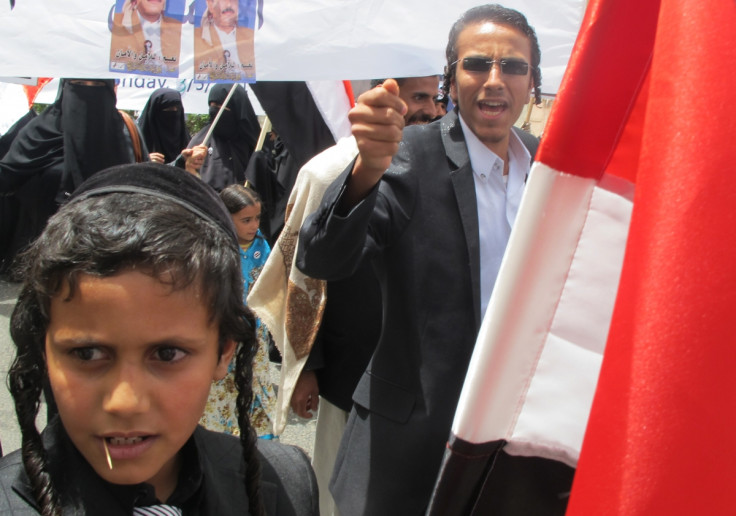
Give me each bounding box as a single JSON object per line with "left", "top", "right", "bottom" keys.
{"left": 0, "top": 163, "right": 317, "bottom": 515}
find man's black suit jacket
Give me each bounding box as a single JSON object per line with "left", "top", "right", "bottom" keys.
{"left": 298, "top": 110, "right": 536, "bottom": 515}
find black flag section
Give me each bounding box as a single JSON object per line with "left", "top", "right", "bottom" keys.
{"left": 427, "top": 435, "right": 574, "bottom": 515}
{"left": 249, "top": 81, "right": 337, "bottom": 171}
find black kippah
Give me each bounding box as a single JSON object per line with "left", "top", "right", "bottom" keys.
{"left": 68, "top": 163, "right": 239, "bottom": 248}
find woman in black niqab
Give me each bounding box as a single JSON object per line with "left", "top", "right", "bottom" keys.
{"left": 0, "top": 79, "right": 136, "bottom": 271}
{"left": 186, "top": 84, "right": 261, "bottom": 191}
{"left": 138, "top": 87, "right": 190, "bottom": 164}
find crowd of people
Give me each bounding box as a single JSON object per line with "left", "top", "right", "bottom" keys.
{"left": 0, "top": 4, "right": 571, "bottom": 515}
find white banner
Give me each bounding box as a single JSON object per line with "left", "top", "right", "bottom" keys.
{"left": 0, "top": 0, "right": 585, "bottom": 95}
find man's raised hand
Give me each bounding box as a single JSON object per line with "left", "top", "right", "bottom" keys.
{"left": 342, "top": 79, "right": 407, "bottom": 209}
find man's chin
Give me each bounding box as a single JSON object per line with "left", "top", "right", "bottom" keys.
{"left": 406, "top": 114, "right": 435, "bottom": 126}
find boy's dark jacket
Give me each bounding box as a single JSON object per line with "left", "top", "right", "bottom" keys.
{"left": 0, "top": 419, "right": 318, "bottom": 515}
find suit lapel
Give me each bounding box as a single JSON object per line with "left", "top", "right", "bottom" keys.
{"left": 442, "top": 111, "right": 482, "bottom": 330}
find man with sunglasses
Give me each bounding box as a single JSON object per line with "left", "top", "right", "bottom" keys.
{"left": 297, "top": 5, "right": 548, "bottom": 515}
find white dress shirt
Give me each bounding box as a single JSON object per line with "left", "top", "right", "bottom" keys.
{"left": 458, "top": 114, "right": 531, "bottom": 319}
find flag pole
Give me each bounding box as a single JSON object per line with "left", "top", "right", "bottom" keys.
{"left": 202, "top": 82, "right": 239, "bottom": 147}
{"left": 245, "top": 116, "right": 272, "bottom": 187}
{"left": 255, "top": 116, "right": 272, "bottom": 152}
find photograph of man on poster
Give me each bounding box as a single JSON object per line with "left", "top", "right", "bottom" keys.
{"left": 194, "top": 0, "right": 256, "bottom": 83}
{"left": 109, "top": 0, "right": 184, "bottom": 77}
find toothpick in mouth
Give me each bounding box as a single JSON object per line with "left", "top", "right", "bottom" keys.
{"left": 103, "top": 439, "right": 113, "bottom": 470}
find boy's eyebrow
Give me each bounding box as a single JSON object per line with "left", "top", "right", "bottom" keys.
{"left": 47, "top": 335, "right": 207, "bottom": 348}
{"left": 146, "top": 336, "right": 210, "bottom": 348}
{"left": 47, "top": 335, "right": 104, "bottom": 347}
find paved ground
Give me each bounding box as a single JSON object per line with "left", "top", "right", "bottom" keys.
{"left": 0, "top": 277, "right": 316, "bottom": 458}
{"left": 271, "top": 363, "right": 318, "bottom": 457}
{"left": 0, "top": 278, "right": 26, "bottom": 456}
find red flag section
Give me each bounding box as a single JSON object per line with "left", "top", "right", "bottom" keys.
{"left": 21, "top": 78, "right": 52, "bottom": 108}
{"left": 342, "top": 80, "right": 355, "bottom": 108}
{"left": 538, "top": 0, "right": 658, "bottom": 181}
{"left": 567, "top": 0, "right": 736, "bottom": 513}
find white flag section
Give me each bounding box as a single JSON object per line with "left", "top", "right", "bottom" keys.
{"left": 0, "top": 83, "right": 31, "bottom": 134}
{"left": 453, "top": 165, "right": 633, "bottom": 467}
{"left": 0, "top": 0, "right": 584, "bottom": 94}
{"left": 305, "top": 81, "right": 353, "bottom": 144}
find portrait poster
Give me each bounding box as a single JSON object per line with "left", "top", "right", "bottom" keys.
{"left": 193, "top": 0, "right": 257, "bottom": 83}
{"left": 109, "top": 0, "right": 187, "bottom": 77}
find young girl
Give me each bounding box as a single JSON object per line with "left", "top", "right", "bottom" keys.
{"left": 200, "top": 184, "right": 277, "bottom": 439}
{"left": 0, "top": 164, "right": 317, "bottom": 515}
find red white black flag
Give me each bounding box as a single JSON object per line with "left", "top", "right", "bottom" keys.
{"left": 428, "top": 0, "right": 735, "bottom": 513}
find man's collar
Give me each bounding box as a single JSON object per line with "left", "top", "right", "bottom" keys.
{"left": 457, "top": 113, "right": 530, "bottom": 177}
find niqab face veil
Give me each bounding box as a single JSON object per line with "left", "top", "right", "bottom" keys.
{"left": 195, "top": 84, "right": 261, "bottom": 191}
{"left": 207, "top": 84, "right": 260, "bottom": 146}
{"left": 138, "top": 88, "right": 190, "bottom": 163}
{"left": 0, "top": 78, "right": 137, "bottom": 267}
{"left": 59, "top": 80, "right": 130, "bottom": 197}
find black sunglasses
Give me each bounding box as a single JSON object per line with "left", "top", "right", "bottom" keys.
{"left": 454, "top": 57, "right": 530, "bottom": 76}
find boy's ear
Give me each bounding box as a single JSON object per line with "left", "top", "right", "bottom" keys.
{"left": 214, "top": 339, "right": 237, "bottom": 381}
